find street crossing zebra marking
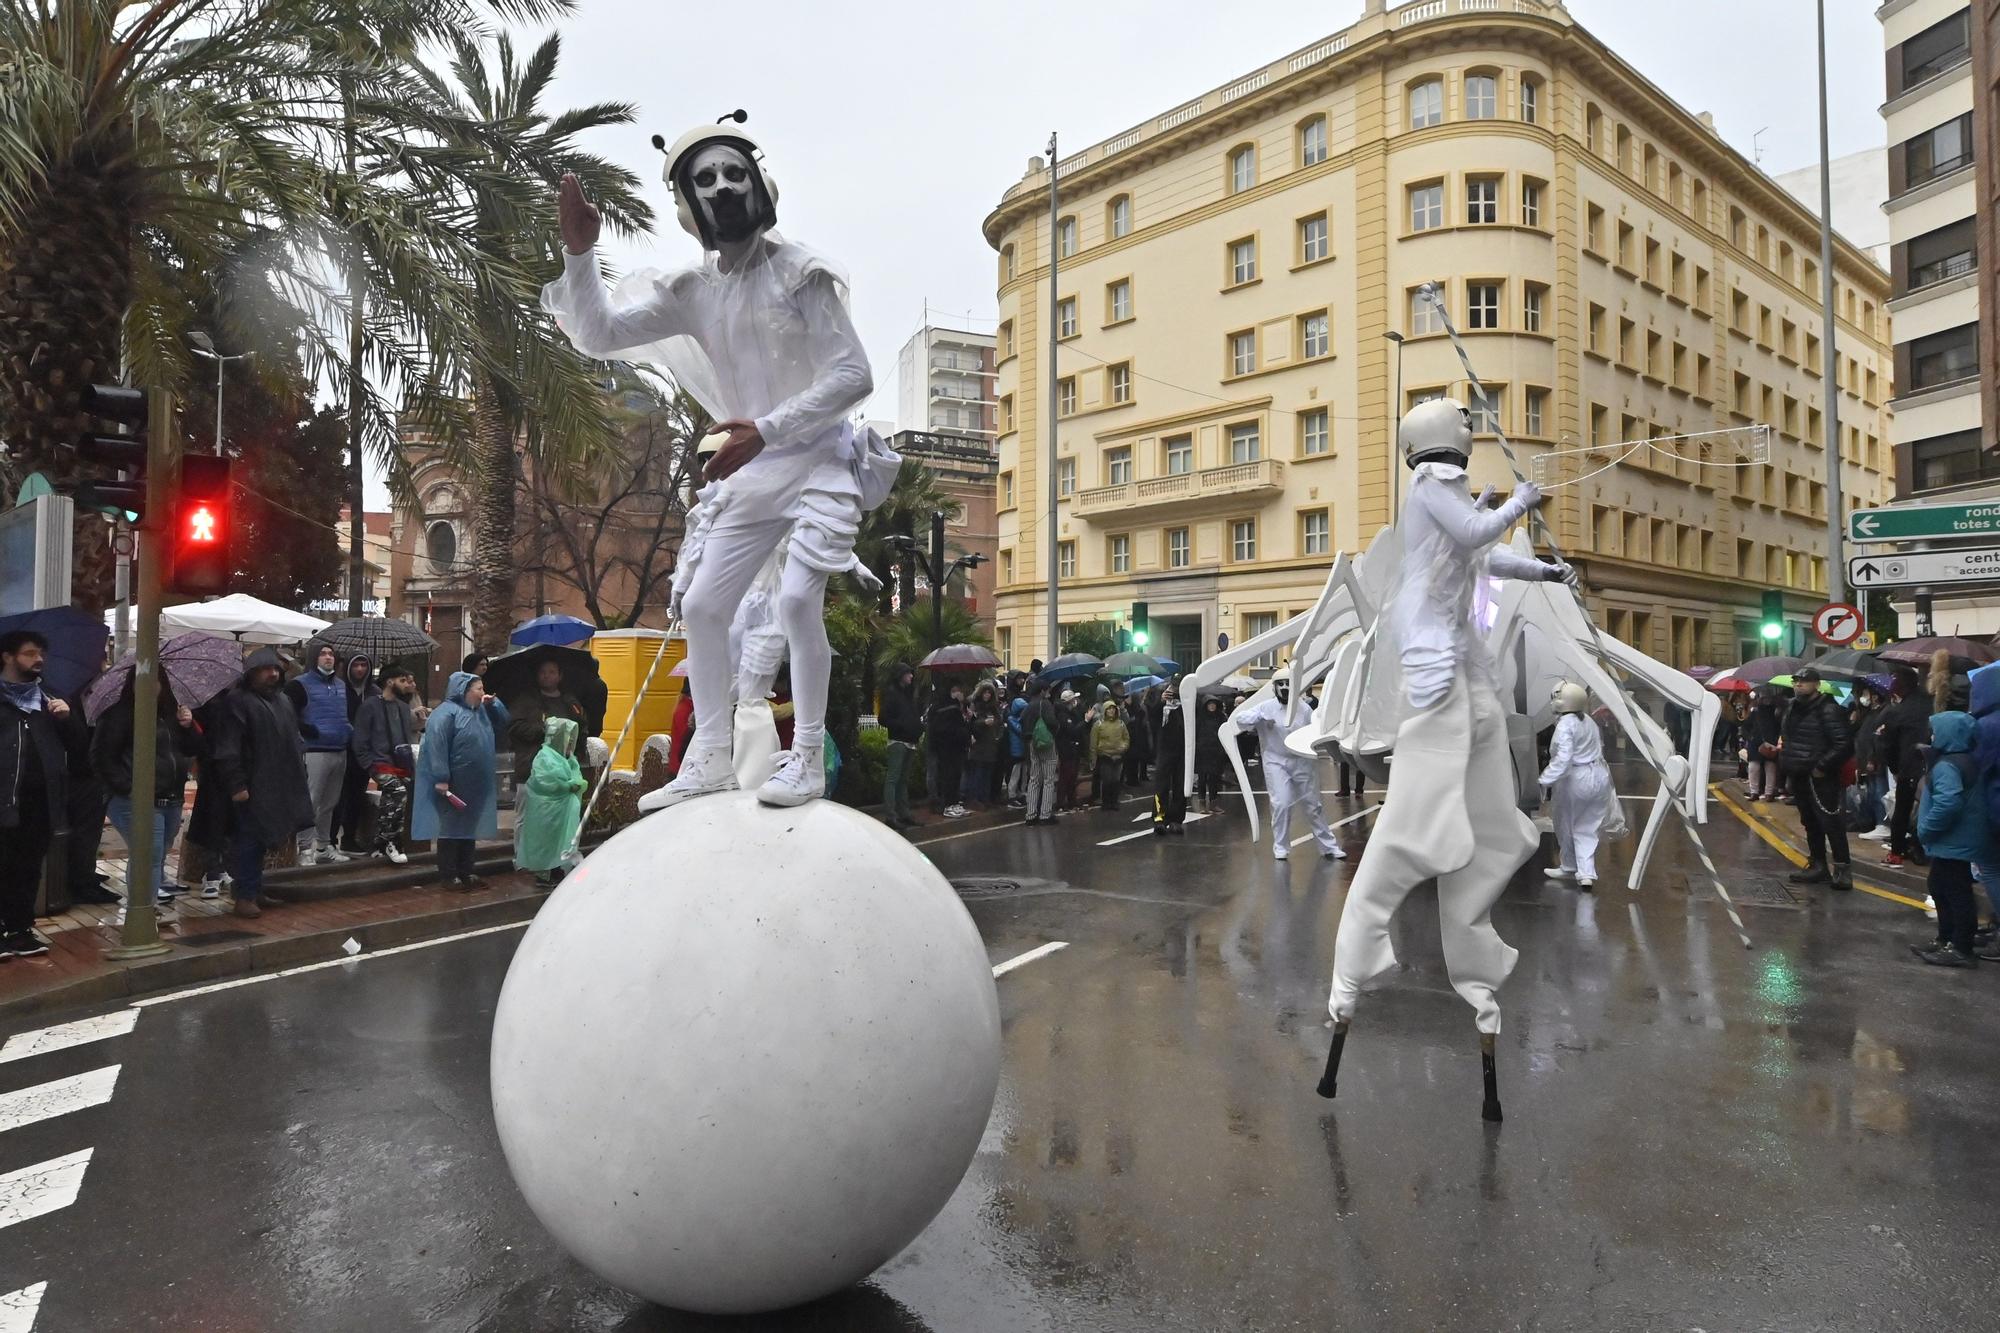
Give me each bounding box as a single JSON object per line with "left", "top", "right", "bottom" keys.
{"left": 0, "top": 1282, "right": 46, "bottom": 1333}
{"left": 0, "top": 1011, "right": 138, "bottom": 1066}
{"left": 992, "top": 942, "right": 1068, "bottom": 977}
{"left": 0, "top": 1068, "right": 119, "bottom": 1136}
{"left": 0, "top": 1150, "right": 93, "bottom": 1232}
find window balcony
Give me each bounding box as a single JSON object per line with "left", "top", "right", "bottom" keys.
{"left": 1071, "top": 458, "right": 1286, "bottom": 521}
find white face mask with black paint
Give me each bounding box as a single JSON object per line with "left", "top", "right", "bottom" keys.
{"left": 686, "top": 144, "right": 764, "bottom": 245}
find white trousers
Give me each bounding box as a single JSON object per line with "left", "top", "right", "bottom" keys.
{"left": 679, "top": 515, "right": 834, "bottom": 760}
{"left": 1329, "top": 674, "right": 1537, "bottom": 1034}
{"left": 1551, "top": 766, "right": 1613, "bottom": 881}
{"left": 1268, "top": 760, "right": 1336, "bottom": 856}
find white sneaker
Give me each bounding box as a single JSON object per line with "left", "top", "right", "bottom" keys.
{"left": 944, "top": 804, "right": 969, "bottom": 819}
{"left": 1322, "top": 844, "right": 1347, "bottom": 860}
{"left": 642, "top": 744, "right": 739, "bottom": 812}
{"left": 1545, "top": 866, "right": 1578, "bottom": 880}
{"left": 1860, "top": 825, "right": 1892, "bottom": 842}
{"left": 319, "top": 845, "right": 351, "bottom": 864}
{"left": 756, "top": 748, "right": 826, "bottom": 808}
{"left": 1274, "top": 845, "right": 1290, "bottom": 861}
{"left": 384, "top": 843, "right": 409, "bottom": 866}
{"left": 200, "top": 877, "right": 224, "bottom": 901}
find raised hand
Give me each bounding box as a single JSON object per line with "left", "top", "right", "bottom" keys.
{"left": 558, "top": 173, "right": 601, "bottom": 255}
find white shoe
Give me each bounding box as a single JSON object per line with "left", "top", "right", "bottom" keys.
{"left": 200, "top": 878, "right": 224, "bottom": 901}
{"left": 1925, "top": 896, "right": 1938, "bottom": 920}
{"left": 944, "top": 804, "right": 969, "bottom": 819}
{"left": 756, "top": 748, "right": 826, "bottom": 808}
{"left": 1322, "top": 844, "right": 1346, "bottom": 860}
{"left": 319, "top": 845, "right": 351, "bottom": 864}
{"left": 1545, "top": 866, "right": 1578, "bottom": 880}
{"left": 642, "top": 744, "right": 739, "bottom": 812}
{"left": 384, "top": 843, "right": 408, "bottom": 866}
{"left": 1274, "top": 845, "right": 1290, "bottom": 861}
{"left": 1860, "top": 825, "right": 1892, "bottom": 842}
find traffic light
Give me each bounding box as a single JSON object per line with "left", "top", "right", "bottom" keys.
{"left": 1760, "top": 589, "right": 1785, "bottom": 642}
{"left": 72, "top": 383, "right": 150, "bottom": 521}
{"left": 1131, "top": 601, "right": 1150, "bottom": 652}
{"left": 172, "top": 455, "right": 233, "bottom": 594}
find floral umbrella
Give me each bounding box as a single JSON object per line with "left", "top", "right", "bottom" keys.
{"left": 82, "top": 632, "right": 243, "bottom": 724}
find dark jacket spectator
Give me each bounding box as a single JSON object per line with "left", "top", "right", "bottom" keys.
{"left": 91, "top": 691, "right": 198, "bottom": 802}
{"left": 1746, "top": 696, "right": 1786, "bottom": 751}
{"left": 0, "top": 629, "right": 80, "bottom": 950}
{"left": 352, "top": 675, "right": 420, "bottom": 773}
{"left": 213, "top": 648, "right": 316, "bottom": 852}
{"left": 1875, "top": 691, "right": 1934, "bottom": 781}
{"left": 507, "top": 660, "right": 590, "bottom": 784}
{"left": 880, "top": 666, "right": 923, "bottom": 745}
{"left": 1195, "top": 697, "right": 1228, "bottom": 776}
{"left": 1778, "top": 688, "right": 1853, "bottom": 775}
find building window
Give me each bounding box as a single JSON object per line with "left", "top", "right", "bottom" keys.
{"left": 1616, "top": 124, "right": 1632, "bottom": 175}
{"left": 1585, "top": 103, "right": 1604, "bottom": 154}
{"left": 1230, "top": 144, "right": 1257, "bottom": 193}
{"left": 1522, "top": 283, "right": 1545, "bottom": 333}
{"left": 1244, "top": 611, "right": 1280, "bottom": 668}
{"left": 1108, "top": 278, "right": 1132, "bottom": 322}
{"left": 1904, "top": 112, "right": 1972, "bottom": 190}
{"left": 1300, "top": 116, "right": 1329, "bottom": 167}
{"left": 1058, "top": 215, "right": 1077, "bottom": 258}
{"left": 1109, "top": 195, "right": 1132, "bottom": 238}
{"left": 1000, "top": 245, "right": 1015, "bottom": 283}
{"left": 1616, "top": 221, "right": 1635, "bottom": 269}
{"left": 1106, "top": 446, "right": 1132, "bottom": 485}
{"left": 1521, "top": 180, "right": 1542, "bottom": 228}
{"left": 1300, "top": 408, "right": 1329, "bottom": 456}
{"left": 999, "top": 470, "right": 1014, "bottom": 508}
{"left": 1302, "top": 509, "right": 1330, "bottom": 556}
{"left": 1912, "top": 429, "right": 2000, "bottom": 490}
{"left": 1524, "top": 388, "right": 1547, "bottom": 436}
{"left": 1409, "top": 183, "right": 1444, "bottom": 232}
{"left": 1109, "top": 534, "right": 1131, "bottom": 574}
{"left": 1058, "top": 540, "right": 1076, "bottom": 579}
{"left": 999, "top": 550, "right": 1014, "bottom": 585}
{"left": 999, "top": 394, "right": 1014, "bottom": 433}
{"left": 1231, "top": 519, "right": 1258, "bottom": 562}
{"left": 1468, "top": 282, "right": 1500, "bottom": 330}
{"left": 1469, "top": 390, "right": 1502, "bottom": 435}
{"left": 1229, "top": 422, "right": 1261, "bottom": 463}
{"left": 1229, "top": 237, "right": 1258, "bottom": 286}
{"left": 1587, "top": 303, "right": 1606, "bottom": 354}
{"left": 425, "top": 520, "right": 458, "bottom": 572}
{"left": 1464, "top": 74, "right": 1497, "bottom": 120}
{"left": 1058, "top": 298, "right": 1077, "bottom": 338}
{"left": 1411, "top": 286, "right": 1444, "bottom": 335}
{"left": 1229, "top": 330, "right": 1256, "bottom": 377}
{"left": 1409, "top": 78, "right": 1444, "bottom": 129}
{"left": 1058, "top": 376, "right": 1076, "bottom": 415}
{"left": 1167, "top": 527, "right": 1191, "bottom": 568}
{"left": 1299, "top": 213, "right": 1329, "bottom": 264}
{"left": 1108, "top": 362, "right": 1132, "bottom": 404}
{"left": 1521, "top": 77, "right": 1540, "bottom": 124}
{"left": 1058, "top": 457, "right": 1076, "bottom": 496}
{"left": 1300, "top": 311, "right": 1330, "bottom": 359}
{"left": 1466, "top": 176, "right": 1499, "bottom": 225}
{"left": 1164, "top": 435, "right": 1193, "bottom": 475}
{"left": 1586, "top": 203, "right": 1605, "bottom": 252}
{"left": 1906, "top": 217, "right": 1976, "bottom": 291}
{"left": 1901, "top": 10, "right": 1971, "bottom": 88}
{"left": 1908, "top": 324, "right": 1979, "bottom": 391}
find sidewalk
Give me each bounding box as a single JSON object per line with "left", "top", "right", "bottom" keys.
{"left": 1711, "top": 778, "right": 1931, "bottom": 911}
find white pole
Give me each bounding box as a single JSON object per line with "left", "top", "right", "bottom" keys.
{"left": 1815, "top": 0, "right": 1846, "bottom": 606}
{"left": 1045, "top": 132, "right": 1062, "bottom": 661}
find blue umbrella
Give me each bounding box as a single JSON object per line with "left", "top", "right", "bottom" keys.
{"left": 510, "top": 614, "right": 596, "bottom": 648}
{"left": 1122, "top": 674, "right": 1165, "bottom": 691}
{"left": 1037, "top": 652, "right": 1103, "bottom": 683}
{"left": 0, "top": 606, "right": 108, "bottom": 700}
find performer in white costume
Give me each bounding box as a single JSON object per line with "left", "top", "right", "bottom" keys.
{"left": 543, "top": 113, "right": 892, "bottom": 809}
{"left": 1539, "top": 681, "right": 1616, "bottom": 892}
{"left": 1233, "top": 668, "right": 1343, "bottom": 861}
{"left": 1319, "top": 399, "right": 1576, "bottom": 1121}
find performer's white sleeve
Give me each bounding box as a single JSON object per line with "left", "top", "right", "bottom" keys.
{"left": 1414, "top": 480, "right": 1530, "bottom": 553}
{"left": 1484, "top": 548, "right": 1548, "bottom": 582}
{"left": 1539, "top": 716, "right": 1576, "bottom": 786}
{"left": 753, "top": 274, "right": 874, "bottom": 452}
{"left": 542, "top": 247, "right": 687, "bottom": 359}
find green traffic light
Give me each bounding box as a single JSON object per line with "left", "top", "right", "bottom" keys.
{"left": 1133, "top": 630, "right": 1150, "bottom": 649}
{"left": 1760, "top": 623, "right": 1783, "bottom": 640}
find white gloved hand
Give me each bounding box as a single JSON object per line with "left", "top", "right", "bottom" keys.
{"left": 1541, "top": 560, "right": 1578, "bottom": 586}
{"left": 1511, "top": 480, "right": 1544, "bottom": 511}
{"left": 1475, "top": 485, "right": 1502, "bottom": 511}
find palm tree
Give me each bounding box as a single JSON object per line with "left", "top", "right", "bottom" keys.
{"left": 0, "top": 0, "right": 572, "bottom": 603}
{"left": 423, "top": 29, "right": 653, "bottom": 654}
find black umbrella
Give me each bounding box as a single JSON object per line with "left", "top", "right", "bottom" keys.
{"left": 1806, "top": 648, "right": 1883, "bottom": 681}
{"left": 0, "top": 607, "right": 108, "bottom": 700}
{"left": 484, "top": 644, "right": 606, "bottom": 737}
{"left": 307, "top": 616, "right": 437, "bottom": 665}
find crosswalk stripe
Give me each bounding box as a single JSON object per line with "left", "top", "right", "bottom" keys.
{"left": 0, "top": 1011, "right": 138, "bottom": 1066}
{"left": 0, "top": 1282, "right": 46, "bottom": 1333}
{"left": 0, "top": 1067, "right": 119, "bottom": 1135}
{"left": 0, "top": 1150, "right": 92, "bottom": 1232}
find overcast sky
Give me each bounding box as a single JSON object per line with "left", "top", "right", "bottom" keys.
{"left": 369, "top": 0, "right": 1887, "bottom": 506}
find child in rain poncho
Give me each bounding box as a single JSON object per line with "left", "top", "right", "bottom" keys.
{"left": 1539, "top": 681, "right": 1616, "bottom": 891}
{"left": 515, "top": 717, "right": 587, "bottom": 886}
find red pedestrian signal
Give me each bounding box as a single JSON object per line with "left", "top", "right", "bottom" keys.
{"left": 171, "top": 456, "right": 233, "bottom": 594}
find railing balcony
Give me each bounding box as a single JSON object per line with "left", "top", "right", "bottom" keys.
{"left": 1071, "top": 458, "right": 1286, "bottom": 520}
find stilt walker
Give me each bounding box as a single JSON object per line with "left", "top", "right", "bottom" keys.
{"left": 1540, "top": 681, "right": 1616, "bottom": 892}
{"left": 1318, "top": 400, "right": 1576, "bottom": 1121}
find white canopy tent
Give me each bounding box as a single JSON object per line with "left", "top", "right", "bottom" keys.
{"left": 157, "top": 593, "right": 330, "bottom": 645}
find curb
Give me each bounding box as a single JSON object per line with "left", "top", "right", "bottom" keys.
{"left": 1709, "top": 784, "right": 1929, "bottom": 912}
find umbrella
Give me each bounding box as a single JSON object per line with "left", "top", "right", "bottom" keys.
{"left": 0, "top": 606, "right": 108, "bottom": 700}
{"left": 1101, "top": 651, "right": 1166, "bottom": 678}
{"left": 510, "top": 614, "right": 596, "bottom": 648}
{"left": 1685, "top": 665, "right": 1719, "bottom": 681}
{"left": 158, "top": 593, "right": 328, "bottom": 644}
{"left": 1731, "top": 655, "right": 1802, "bottom": 686}
{"left": 919, "top": 644, "right": 1004, "bottom": 671}
{"left": 1768, "top": 674, "right": 1837, "bottom": 695}
{"left": 1806, "top": 648, "right": 1883, "bottom": 681}
{"left": 1877, "top": 636, "right": 2000, "bottom": 672}
{"left": 483, "top": 644, "right": 606, "bottom": 736}
{"left": 82, "top": 632, "right": 243, "bottom": 724}
{"left": 1864, "top": 672, "right": 1896, "bottom": 694}
{"left": 1706, "top": 675, "right": 1753, "bottom": 694}
{"left": 1120, "top": 674, "right": 1165, "bottom": 691}
{"left": 1036, "top": 652, "right": 1103, "bottom": 683}
{"left": 308, "top": 616, "right": 437, "bottom": 666}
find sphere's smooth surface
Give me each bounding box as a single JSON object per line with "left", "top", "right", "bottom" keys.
{"left": 490, "top": 793, "right": 1001, "bottom": 1315}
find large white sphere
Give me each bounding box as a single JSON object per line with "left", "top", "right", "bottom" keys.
{"left": 490, "top": 792, "right": 1001, "bottom": 1315}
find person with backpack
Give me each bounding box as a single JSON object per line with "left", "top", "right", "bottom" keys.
{"left": 1004, "top": 685, "right": 1031, "bottom": 807}
{"left": 1777, "top": 668, "right": 1854, "bottom": 889}
{"left": 1911, "top": 709, "right": 1993, "bottom": 968}
{"left": 1020, "top": 680, "right": 1060, "bottom": 825}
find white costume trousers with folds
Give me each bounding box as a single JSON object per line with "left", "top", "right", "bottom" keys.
{"left": 1329, "top": 670, "right": 1538, "bottom": 1034}
{"left": 1268, "top": 759, "right": 1337, "bottom": 855}
{"left": 1541, "top": 715, "right": 1614, "bottom": 881}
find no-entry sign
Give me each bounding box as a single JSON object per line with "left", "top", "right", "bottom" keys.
{"left": 1812, "top": 602, "right": 1862, "bottom": 647}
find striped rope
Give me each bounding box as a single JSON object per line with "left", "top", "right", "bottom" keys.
{"left": 1418, "top": 284, "right": 1753, "bottom": 949}
{"left": 567, "top": 616, "right": 683, "bottom": 862}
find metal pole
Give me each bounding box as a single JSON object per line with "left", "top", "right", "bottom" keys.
{"left": 213, "top": 355, "right": 226, "bottom": 458}
{"left": 1816, "top": 0, "right": 1846, "bottom": 605}
{"left": 1386, "top": 332, "right": 1406, "bottom": 515}
{"left": 1045, "top": 131, "right": 1061, "bottom": 659}
{"left": 931, "top": 509, "right": 947, "bottom": 649}
{"left": 106, "top": 388, "right": 174, "bottom": 959}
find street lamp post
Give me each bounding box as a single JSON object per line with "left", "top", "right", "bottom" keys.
{"left": 1383, "top": 331, "right": 1406, "bottom": 516}
{"left": 891, "top": 513, "right": 987, "bottom": 654}
{"left": 1814, "top": 0, "right": 1846, "bottom": 606}
{"left": 189, "top": 332, "right": 255, "bottom": 456}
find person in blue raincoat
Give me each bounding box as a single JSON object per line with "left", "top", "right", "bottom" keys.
{"left": 413, "top": 671, "right": 509, "bottom": 891}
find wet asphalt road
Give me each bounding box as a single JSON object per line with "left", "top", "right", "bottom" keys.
{"left": 3, "top": 777, "right": 1998, "bottom": 1332}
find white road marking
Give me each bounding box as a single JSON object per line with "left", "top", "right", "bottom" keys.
{"left": 0, "top": 1150, "right": 91, "bottom": 1232}
{"left": 0, "top": 1282, "right": 46, "bottom": 1333}
{"left": 133, "top": 921, "right": 532, "bottom": 1009}
{"left": 0, "top": 1011, "right": 138, "bottom": 1066}
{"left": 992, "top": 942, "right": 1068, "bottom": 977}
{"left": 1287, "top": 801, "right": 1383, "bottom": 847}
{"left": 1097, "top": 812, "right": 1211, "bottom": 847}
{"left": 0, "top": 1067, "right": 119, "bottom": 1136}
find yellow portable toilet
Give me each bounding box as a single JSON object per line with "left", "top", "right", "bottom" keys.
{"left": 590, "top": 628, "right": 685, "bottom": 770}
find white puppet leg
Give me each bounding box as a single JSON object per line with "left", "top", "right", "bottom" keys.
{"left": 1433, "top": 689, "right": 1537, "bottom": 1034}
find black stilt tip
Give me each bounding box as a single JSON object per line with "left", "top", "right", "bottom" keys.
{"left": 1481, "top": 1049, "right": 1503, "bottom": 1123}
{"left": 1316, "top": 1027, "right": 1348, "bottom": 1099}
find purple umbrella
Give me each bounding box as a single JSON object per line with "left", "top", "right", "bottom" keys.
{"left": 83, "top": 632, "right": 244, "bottom": 724}
{"left": 919, "top": 644, "right": 1005, "bottom": 671}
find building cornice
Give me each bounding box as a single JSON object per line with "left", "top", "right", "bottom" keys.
{"left": 1883, "top": 162, "right": 1978, "bottom": 214}
{"left": 1880, "top": 56, "right": 1973, "bottom": 118}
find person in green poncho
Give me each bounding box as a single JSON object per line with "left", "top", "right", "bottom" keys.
{"left": 515, "top": 717, "right": 587, "bottom": 887}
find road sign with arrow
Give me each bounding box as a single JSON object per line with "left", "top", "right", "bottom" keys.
{"left": 1811, "top": 603, "right": 1862, "bottom": 647}
{"left": 1849, "top": 501, "right": 2000, "bottom": 543}
{"left": 1848, "top": 545, "right": 2000, "bottom": 589}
